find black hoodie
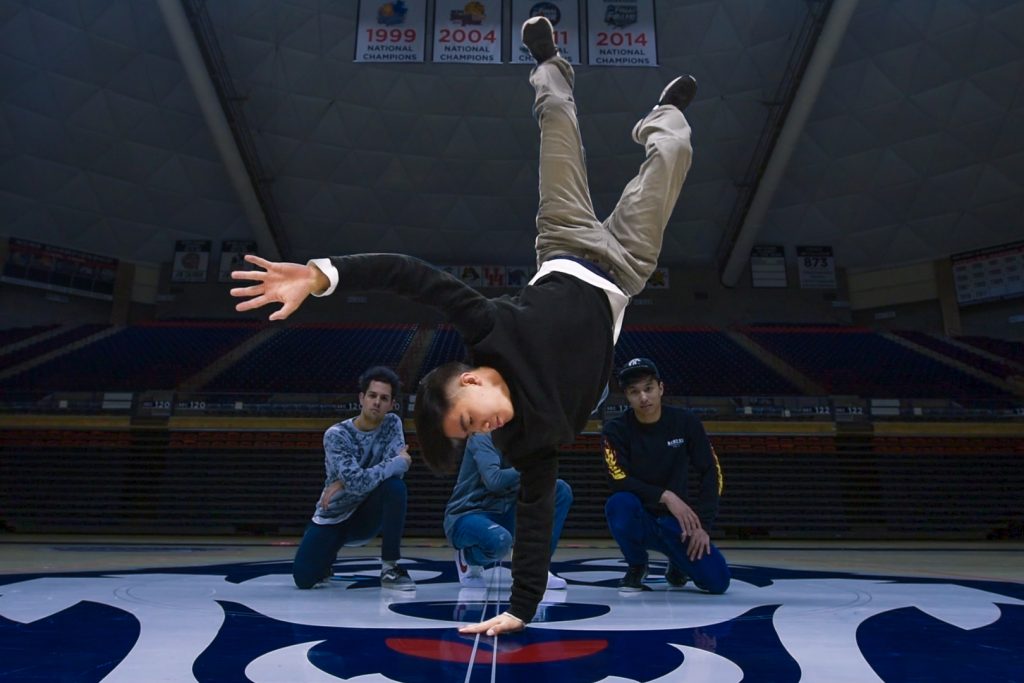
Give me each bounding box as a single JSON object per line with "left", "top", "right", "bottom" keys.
{"left": 329, "top": 253, "right": 615, "bottom": 621}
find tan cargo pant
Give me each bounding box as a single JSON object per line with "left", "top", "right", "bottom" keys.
{"left": 530, "top": 57, "right": 693, "bottom": 297}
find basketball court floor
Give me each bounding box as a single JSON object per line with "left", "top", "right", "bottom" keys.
{"left": 1, "top": 536, "right": 1021, "bottom": 682}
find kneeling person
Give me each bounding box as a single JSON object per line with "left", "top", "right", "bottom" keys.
{"left": 292, "top": 366, "right": 415, "bottom": 591}
{"left": 602, "top": 358, "right": 730, "bottom": 594}
{"left": 445, "top": 433, "right": 571, "bottom": 590}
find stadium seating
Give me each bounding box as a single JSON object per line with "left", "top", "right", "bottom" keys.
{"left": 743, "top": 327, "right": 1008, "bottom": 398}
{"left": 1, "top": 322, "right": 258, "bottom": 391}
{"left": 0, "top": 324, "right": 58, "bottom": 349}
{"left": 894, "top": 330, "right": 1017, "bottom": 379}
{"left": 615, "top": 326, "right": 801, "bottom": 395}
{"left": 205, "top": 324, "right": 417, "bottom": 393}
{"left": 0, "top": 323, "right": 108, "bottom": 373}
{"left": 414, "top": 325, "right": 467, "bottom": 384}
{"left": 958, "top": 336, "right": 1024, "bottom": 366}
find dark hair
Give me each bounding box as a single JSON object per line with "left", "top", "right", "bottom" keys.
{"left": 358, "top": 365, "right": 401, "bottom": 398}
{"left": 414, "top": 361, "right": 471, "bottom": 474}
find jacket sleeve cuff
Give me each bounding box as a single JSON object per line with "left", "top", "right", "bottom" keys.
{"left": 502, "top": 611, "right": 528, "bottom": 626}
{"left": 308, "top": 258, "right": 339, "bottom": 297}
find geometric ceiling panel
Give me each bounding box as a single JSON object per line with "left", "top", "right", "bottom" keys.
{"left": 761, "top": 0, "right": 1024, "bottom": 271}
{"left": 1, "top": 0, "right": 1023, "bottom": 278}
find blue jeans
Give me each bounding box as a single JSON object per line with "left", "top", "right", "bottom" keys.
{"left": 450, "top": 479, "right": 572, "bottom": 567}
{"left": 292, "top": 477, "right": 407, "bottom": 589}
{"left": 605, "top": 491, "right": 730, "bottom": 594}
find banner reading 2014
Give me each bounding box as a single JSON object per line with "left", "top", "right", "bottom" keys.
{"left": 587, "top": 0, "right": 658, "bottom": 67}
{"left": 433, "top": 0, "right": 503, "bottom": 63}
{"left": 355, "top": 1, "right": 427, "bottom": 63}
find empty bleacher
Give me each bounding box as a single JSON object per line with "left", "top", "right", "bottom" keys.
{"left": 0, "top": 322, "right": 260, "bottom": 392}
{"left": 0, "top": 322, "right": 1019, "bottom": 401}
{"left": 0, "top": 323, "right": 108, "bottom": 373}
{"left": 3, "top": 425, "right": 1020, "bottom": 539}
{"left": 204, "top": 324, "right": 417, "bottom": 394}
{"left": 615, "top": 326, "right": 801, "bottom": 395}
{"left": 0, "top": 323, "right": 59, "bottom": 349}
{"left": 743, "top": 326, "right": 1009, "bottom": 399}
{"left": 1, "top": 322, "right": 1021, "bottom": 539}
{"left": 414, "top": 325, "right": 468, "bottom": 384}
{"left": 894, "top": 330, "right": 1018, "bottom": 380}
{"left": 958, "top": 335, "right": 1024, "bottom": 367}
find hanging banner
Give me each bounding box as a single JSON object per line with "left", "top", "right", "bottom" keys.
{"left": 354, "top": 1, "right": 427, "bottom": 63}
{"left": 751, "top": 245, "right": 788, "bottom": 288}
{"left": 796, "top": 246, "right": 837, "bottom": 289}
{"left": 433, "top": 0, "right": 503, "bottom": 63}
{"left": 171, "top": 240, "right": 211, "bottom": 283}
{"left": 645, "top": 267, "right": 669, "bottom": 289}
{"left": 457, "top": 265, "right": 484, "bottom": 286}
{"left": 511, "top": 0, "right": 581, "bottom": 64}
{"left": 218, "top": 240, "right": 258, "bottom": 283}
{"left": 482, "top": 266, "right": 508, "bottom": 287}
{"left": 587, "top": 0, "right": 658, "bottom": 67}
{"left": 506, "top": 265, "right": 534, "bottom": 287}
{"left": 442, "top": 264, "right": 534, "bottom": 288}
{"left": 2, "top": 237, "right": 118, "bottom": 299}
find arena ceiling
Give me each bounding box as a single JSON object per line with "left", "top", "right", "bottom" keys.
{"left": 1, "top": 0, "right": 1022, "bottom": 278}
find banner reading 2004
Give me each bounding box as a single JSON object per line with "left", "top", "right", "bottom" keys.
{"left": 433, "top": 0, "right": 503, "bottom": 63}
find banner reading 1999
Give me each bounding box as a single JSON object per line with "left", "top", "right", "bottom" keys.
{"left": 354, "top": 1, "right": 427, "bottom": 63}
{"left": 511, "top": 0, "right": 581, "bottom": 64}
{"left": 587, "top": 0, "right": 658, "bottom": 67}
{"left": 433, "top": 0, "right": 504, "bottom": 63}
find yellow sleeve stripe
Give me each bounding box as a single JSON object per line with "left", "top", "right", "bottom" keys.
{"left": 603, "top": 440, "right": 627, "bottom": 481}
{"left": 711, "top": 445, "right": 724, "bottom": 495}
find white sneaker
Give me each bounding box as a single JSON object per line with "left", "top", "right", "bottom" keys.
{"left": 546, "top": 571, "right": 567, "bottom": 590}
{"left": 455, "top": 548, "right": 486, "bottom": 588}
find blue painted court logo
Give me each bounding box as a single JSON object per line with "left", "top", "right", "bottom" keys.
{"left": 1, "top": 557, "right": 1021, "bottom": 681}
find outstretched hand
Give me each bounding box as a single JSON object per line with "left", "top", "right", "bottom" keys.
{"left": 230, "top": 254, "right": 327, "bottom": 321}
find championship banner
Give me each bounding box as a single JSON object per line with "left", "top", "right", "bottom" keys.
{"left": 171, "top": 240, "right": 211, "bottom": 283}
{"left": 433, "top": 0, "right": 503, "bottom": 63}
{"left": 442, "top": 264, "right": 533, "bottom": 288}
{"left": 506, "top": 265, "right": 533, "bottom": 287}
{"left": 218, "top": 240, "right": 258, "bottom": 283}
{"left": 482, "top": 265, "right": 508, "bottom": 287}
{"left": 751, "top": 245, "right": 788, "bottom": 288}
{"left": 645, "top": 267, "right": 669, "bottom": 289}
{"left": 456, "top": 265, "right": 484, "bottom": 286}
{"left": 952, "top": 240, "right": 1024, "bottom": 306}
{"left": 511, "top": 0, "right": 581, "bottom": 64}
{"left": 796, "top": 245, "right": 837, "bottom": 289}
{"left": 2, "top": 237, "right": 118, "bottom": 299}
{"left": 587, "top": 0, "right": 658, "bottom": 67}
{"left": 354, "top": 0, "right": 427, "bottom": 63}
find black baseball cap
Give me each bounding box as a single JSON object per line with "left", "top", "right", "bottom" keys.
{"left": 617, "top": 357, "right": 660, "bottom": 386}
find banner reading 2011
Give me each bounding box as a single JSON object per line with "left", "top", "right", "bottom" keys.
{"left": 587, "top": 0, "right": 658, "bottom": 67}
{"left": 433, "top": 0, "right": 503, "bottom": 63}
{"left": 355, "top": 1, "right": 427, "bottom": 63}
{"left": 511, "top": 0, "right": 581, "bottom": 64}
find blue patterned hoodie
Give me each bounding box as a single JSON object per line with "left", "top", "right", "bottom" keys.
{"left": 312, "top": 412, "right": 407, "bottom": 525}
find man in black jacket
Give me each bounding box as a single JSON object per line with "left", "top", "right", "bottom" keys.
{"left": 603, "top": 357, "right": 730, "bottom": 594}
{"left": 231, "top": 17, "right": 696, "bottom": 634}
